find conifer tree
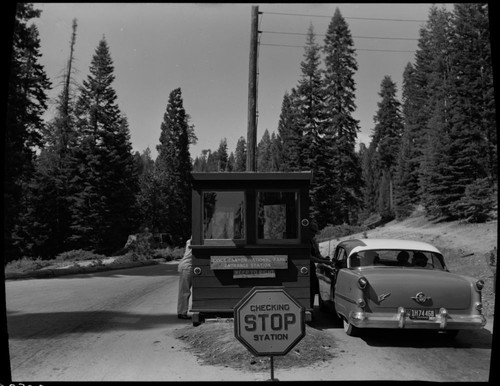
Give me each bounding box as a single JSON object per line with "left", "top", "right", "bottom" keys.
{"left": 226, "top": 152, "right": 235, "bottom": 172}
{"left": 193, "top": 150, "right": 209, "bottom": 172}
{"left": 277, "top": 90, "right": 301, "bottom": 172}
{"left": 70, "top": 37, "right": 138, "bottom": 253}
{"left": 416, "top": 6, "right": 455, "bottom": 218}
{"left": 393, "top": 63, "right": 422, "bottom": 218}
{"left": 370, "top": 76, "right": 404, "bottom": 217}
{"left": 5, "top": 3, "right": 51, "bottom": 262}
{"left": 292, "top": 23, "right": 333, "bottom": 223}
{"left": 234, "top": 136, "right": 247, "bottom": 172}
{"left": 133, "top": 148, "right": 155, "bottom": 178}
{"left": 269, "top": 132, "right": 281, "bottom": 172}
{"left": 296, "top": 23, "right": 325, "bottom": 169}
{"left": 155, "top": 88, "right": 192, "bottom": 246}
{"left": 359, "top": 142, "right": 379, "bottom": 219}
{"left": 21, "top": 18, "right": 80, "bottom": 258}
{"left": 322, "top": 8, "right": 363, "bottom": 225}
{"left": 216, "top": 138, "right": 229, "bottom": 171}
{"left": 257, "top": 129, "right": 273, "bottom": 172}
{"left": 447, "top": 3, "right": 496, "bottom": 220}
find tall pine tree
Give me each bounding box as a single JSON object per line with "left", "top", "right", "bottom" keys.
{"left": 447, "top": 3, "right": 496, "bottom": 220}
{"left": 416, "top": 6, "right": 455, "bottom": 218}
{"left": 234, "top": 136, "right": 247, "bottom": 172}
{"left": 322, "top": 8, "right": 363, "bottom": 225}
{"left": 295, "top": 23, "right": 325, "bottom": 169}
{"left": 370, "top": 76, "right": 404, "bottom": 217}
{"left": 293, "top": 23, "right": 331, "bottom": 225}
{"left": 70, "top": 37, "right": 138, "bottom": 254}
{"left": 393, "top": 63, "right": 422, "bottom": 218}
{"left": 276, "top": 90, "right": 301, "bottom": 172}
{"left": 20, "top": 18, "right": 80, "bottom": 258}
{"left": 216, "top": 138, "right": 229, "bottom": 171}
{"left": 257, "top": 129, "right": 273, "bottom": 172}
{"left": 5, "top": 3, "right": 51, "bottom": 262}
{"left": 155, "top": 88, "right": 192, "bottom": 246}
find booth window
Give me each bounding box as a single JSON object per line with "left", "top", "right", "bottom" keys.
{"left": 257, "top": 191, "right": 299, "bottom": 242}
{"left": 203, "top": 191, "right": 245, "bottom": 241}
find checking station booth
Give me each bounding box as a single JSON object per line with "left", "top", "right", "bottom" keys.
{"left": 189, "top": 172, "right": 313, "bottom": 326}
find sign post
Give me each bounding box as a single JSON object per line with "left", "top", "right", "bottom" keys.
{"left": 234, "top": 286, "right": 306, "bottom": 381}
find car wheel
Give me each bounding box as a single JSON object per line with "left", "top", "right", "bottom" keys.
{"left": 343, "top": 318, "right": 359, "bottom": 336}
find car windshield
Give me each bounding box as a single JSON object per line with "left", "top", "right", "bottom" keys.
{"left": 349, "top": 249, "right": 445, "bottom": 270}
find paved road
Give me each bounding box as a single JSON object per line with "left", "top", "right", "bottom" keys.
{"left": 6, "top": 262, "right": 494, "bottom": 382}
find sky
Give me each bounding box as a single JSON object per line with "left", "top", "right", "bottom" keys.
{"left": 34, "top": 3, "right": 454, "bottom": 159}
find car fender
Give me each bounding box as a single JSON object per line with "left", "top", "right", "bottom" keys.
{"left": 334, "top": 268, "right": 364, "bottom": 319}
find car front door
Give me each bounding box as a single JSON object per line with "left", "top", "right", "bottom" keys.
{"left": 333, "top": 247, "right": 351, "bottom": 317}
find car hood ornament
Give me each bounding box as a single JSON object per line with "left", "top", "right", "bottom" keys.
{"left": 412, "top": 292, "right": 431, "bottom": 304}
{"left": 378, "top": 292, "right": 391, "bottom": 302}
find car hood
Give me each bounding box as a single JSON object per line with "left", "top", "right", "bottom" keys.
{"left": 360, "top": 268, "right": 472, "bottom": 310}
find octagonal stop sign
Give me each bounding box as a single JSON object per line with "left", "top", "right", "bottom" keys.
{"left": 234, "top": 286, "right": 305, "bottom": 356}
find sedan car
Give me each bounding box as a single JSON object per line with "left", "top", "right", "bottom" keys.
{"left": 316, "top": 239, "right": 486, "bottom": 337}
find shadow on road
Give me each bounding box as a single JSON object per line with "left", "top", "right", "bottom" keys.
{"left": 306, "top": 306, "right": 493, "bottom": 350}
{"left": 358, "top": 327, "right": 493, "bottom": 349}
{"left": 7, "top": 309, "right": 192, "bottom": 339}
{"left": 307, "top": 306, "right": 343, "bottom": 331}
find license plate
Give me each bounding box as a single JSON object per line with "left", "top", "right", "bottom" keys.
{"left": 406, "top": 308, "right": 436, "bottom": 320}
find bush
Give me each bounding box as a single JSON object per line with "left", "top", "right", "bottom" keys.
{"left": 5, "top": 256, "right": 52, "bottom": 274}
{"left": 56, "top": 249, "right": 106, "bottom": 262}
{"left": 152, "top": 247, "right": 185, "bottom": 261}
{"left": 110, "top": 253, "right": 137, "bottom": 265}
{"left": 116, "top": 231, "right": 154, "bottom": 260}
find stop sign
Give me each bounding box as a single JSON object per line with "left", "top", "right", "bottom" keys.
{"left": 234, "top": 286, "right": 305, "bottom": 356}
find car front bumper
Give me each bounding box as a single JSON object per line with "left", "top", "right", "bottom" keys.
{"left": 348, "top": 307, "right": 487, "bottom": 330}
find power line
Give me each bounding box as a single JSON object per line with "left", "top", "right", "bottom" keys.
{"left": 259, "top": 43, "right": 416, "bottom": 53}
{"left": 260, "top": 30, "right": 418, "bottom": 41}
{"left": 261, "top": 11, "right": 426, "bottom": 23}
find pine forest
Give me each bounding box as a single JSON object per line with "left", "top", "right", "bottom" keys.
{"left": 4, "top": 3, "right": 497, "bottom": 263}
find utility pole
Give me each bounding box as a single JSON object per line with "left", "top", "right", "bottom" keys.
{"left": 246, "top": 5, "right": 259, "bottom": 172}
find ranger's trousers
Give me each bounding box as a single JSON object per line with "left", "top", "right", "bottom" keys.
{"left": 177, "top": 268, "right": 193, "bottom": 315}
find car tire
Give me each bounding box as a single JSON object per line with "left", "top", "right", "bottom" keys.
{"left": 343, "top": 318, "right": 359, "bottom": 336}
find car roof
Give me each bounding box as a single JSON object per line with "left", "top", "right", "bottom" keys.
{"left": 336, "top": 238, "right": 442, "bottom": 256}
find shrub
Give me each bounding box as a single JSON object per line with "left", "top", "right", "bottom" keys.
{"left": 152, "top": 247, "right": 185, "bottom": 261}
{"left": 110, "top": 253, "right": 136, "bottom": 265}
{"left": 116, "top": 231, "right": 153, "bottom": 260}
{"left": 56, "top": 249, "right": 105, "bottom": 262}
{"left": 5, "top": 256, "right": 52, "bottom": 274}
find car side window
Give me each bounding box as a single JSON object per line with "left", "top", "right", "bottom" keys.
{"left": 335, "top": 248, "right": 347, "bottom": 268}
{"left": 333, "top": 247, "right": 347, "bottom": 268}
